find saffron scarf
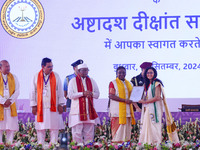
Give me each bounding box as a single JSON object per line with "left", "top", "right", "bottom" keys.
{"left": 37, "top": 69, "right": 56, "bottom": 122}
{"left": 76, "top": 75, "right": 98, "bottom": 121}
{"left": 116, "top": 78, "right": 136, "bottom": 125}
{"left": 0, "top": 73, "right": 17, "bottom": 121}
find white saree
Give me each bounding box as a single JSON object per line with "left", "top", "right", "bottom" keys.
{"left": 139, "top": 81, "right": 179, "bottom": 144}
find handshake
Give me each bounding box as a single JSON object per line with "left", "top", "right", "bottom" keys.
{"left": 125, "top": 99, "right": 142, "bottom": 112}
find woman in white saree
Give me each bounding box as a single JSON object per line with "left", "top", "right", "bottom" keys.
{"left": 138, "top": 67, "right": 179, "bottom": 145}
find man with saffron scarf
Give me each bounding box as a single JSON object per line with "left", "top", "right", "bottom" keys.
{"left": 0, "top": 60, "right": 19, "bottom": 144}
{"left": 30, "top": 58, "right": 66, "bottom": 144}
{"left": 109, "top": 66, "right": 136, "bottom": 143}
{"left": 68, "top": 63, "right": 100, "bottom": 144}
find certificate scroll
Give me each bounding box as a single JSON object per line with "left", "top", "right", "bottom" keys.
{"left": 129, "top": 86, "right": 144, "bottom": 102}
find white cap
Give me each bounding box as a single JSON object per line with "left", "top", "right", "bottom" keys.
{"left": 78, "top": 63, "right": 88, "bottom": 70}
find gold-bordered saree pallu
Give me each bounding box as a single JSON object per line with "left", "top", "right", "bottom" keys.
{"left": 152, "top": 81, "right": 179, "bottom": 143}
{"left": 161, "top": 85, "right": 179, "bottom": 143}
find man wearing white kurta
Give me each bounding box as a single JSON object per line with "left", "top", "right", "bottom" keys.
{"left": 30, "top": 58, "right": 66, "bottom": 144}
{"left": 0, "top": 60, "right": 19, "bottom": 144}
{"left": 68, "top": 63, "right": 100, "bottom": 144}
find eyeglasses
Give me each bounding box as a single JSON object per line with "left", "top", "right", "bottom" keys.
{"left": 147, "top": 72, "right": 154, "bottom": 75}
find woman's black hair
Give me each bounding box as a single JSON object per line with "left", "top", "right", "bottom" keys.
{"left": 144, "top": 67, "right": 164, "bottom": 91}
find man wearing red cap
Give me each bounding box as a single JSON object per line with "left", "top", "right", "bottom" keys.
{"left": 131, "top": 62, "right": 152, "bottom": 109}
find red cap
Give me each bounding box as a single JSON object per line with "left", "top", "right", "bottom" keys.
{"left": 140, "top": 62, "right": 152, "bottom": 69}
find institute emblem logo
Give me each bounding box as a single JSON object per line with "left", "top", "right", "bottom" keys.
{"left": 1, "top": 0, "right": 44, "bottom": 38}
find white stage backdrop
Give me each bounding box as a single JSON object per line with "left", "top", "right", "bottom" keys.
{"left": 0, "top": 0, "right": 200, "bottom": 102}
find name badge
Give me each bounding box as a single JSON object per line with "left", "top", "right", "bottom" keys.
{"left": 4, "top": 89, "right": 9, "bottom": 99}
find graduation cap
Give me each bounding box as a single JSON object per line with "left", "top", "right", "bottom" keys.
{"left": 140, "top": 62, "right": 152, "bottom": 69}
{"left": 71, "top": 59, "right": 83, "bottom": 67}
